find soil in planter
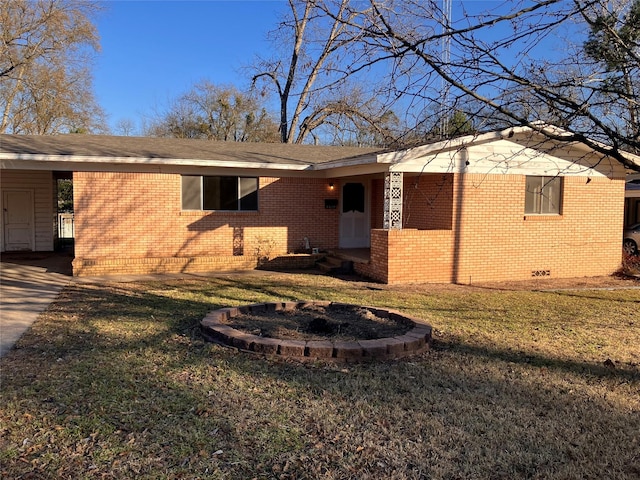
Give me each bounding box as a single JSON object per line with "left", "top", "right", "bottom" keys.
{"left": 225, "top": 304, "right": 412, "bottom": 342}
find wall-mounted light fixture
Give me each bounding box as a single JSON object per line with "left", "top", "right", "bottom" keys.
{"left": 329, "top": 182, "right": 335, "bottom": 190}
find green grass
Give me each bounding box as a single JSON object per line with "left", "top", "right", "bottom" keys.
{"left": 1, "top": 272, "right": 639, "bottom": 479}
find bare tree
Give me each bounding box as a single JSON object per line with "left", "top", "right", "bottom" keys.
{"left": 114, "top": 118, "right": 137, "bottom": 136}
{"left": 145, "top": 81, "right": 280, "bottom": 142}
{"left": 583, "top": 0, "right": 640, "bottom": 145}
{"left": 250, "top": 0, "right": 400, "bottom": 145}
{"left": 317, "top": 0, "right": 640, "bottom": 171}
{"left": 0, "top": 0, "right": 105, "bottom": 134}
{"left": 303, "top": 99, "right": 401, "bottom": 146}
{"left": 295, "top": 82, "right": 404, "bottom": 146}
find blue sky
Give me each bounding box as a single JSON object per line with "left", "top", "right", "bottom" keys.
{"left": 92, "top": 1, "right": 570, "bottom": 135}
{"left": 94, "top": 1, "right": 287, "bottom": 133}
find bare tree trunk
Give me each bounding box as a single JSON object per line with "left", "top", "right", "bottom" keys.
{"left": 0, "top": 65, "right": 25, "bottom": 133}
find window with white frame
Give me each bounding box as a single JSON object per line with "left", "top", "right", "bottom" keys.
{"left": 525, "top": 176, "right": 563, "bottom": 215}
{"left": 181, "top": 176, "right": 258, "bottom": 211}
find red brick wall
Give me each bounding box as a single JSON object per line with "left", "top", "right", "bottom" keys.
{"left": 370, "top": 178, "right": 384, "bottom": 229}
{"left": 359, "top": 173, "right": 626, "bottom": 284}
{"left": 403, "top": 174, "right": 454, "bottom": 230}
{"left": 370, "top": 174, "right": 455, "bottom": 231}
{"left": 73, "top": 172, "right": 338, "bottom": 275}
{"left": 356, "top": 229, "right": 455, "bottom": 284}
{"left": 73, "top": 171, "right": 626, "bottom": 282}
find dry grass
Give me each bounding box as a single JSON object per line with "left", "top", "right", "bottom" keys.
{"left": 1, "top": 271, "right": 639, "bottom": 479}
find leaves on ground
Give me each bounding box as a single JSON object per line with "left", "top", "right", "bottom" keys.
{"left": 1, "top": 273, "right": 639, "bottom": 479}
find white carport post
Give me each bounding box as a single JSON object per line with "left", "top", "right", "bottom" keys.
{"left": 383, "top": 171, "right": 403, "bottom": 229}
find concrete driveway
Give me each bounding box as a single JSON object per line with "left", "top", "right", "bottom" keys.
{"left": 0, "top": 251, "right": 290, "bottom": 357}
{"left": 0, "top": 255, "right": 71, "bottom": 357}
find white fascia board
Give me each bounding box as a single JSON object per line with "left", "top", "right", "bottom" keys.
{"left": 0, "top": 153, "right": 312, "bottom": 172}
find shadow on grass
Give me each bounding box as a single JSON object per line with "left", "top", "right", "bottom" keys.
{"left": 21, "top": 276, "right": 637, "bottom": 383}
{"left": 431, "top": 337, "right": 640, "bottom": 382}
{"left": 542, "top": 289, "right": 640, "bottom": 303}
{"left": 2, "top": 276, "right": 639, "bottom": 478}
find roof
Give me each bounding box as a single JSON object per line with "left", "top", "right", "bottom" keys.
{"left": 0, "top": 134, "right": 380, "bottom": 166}
{"left": 0, "top": 127, "right": 633, "bottom": 178}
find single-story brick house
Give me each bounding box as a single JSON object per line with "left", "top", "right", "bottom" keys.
{"left": 0, "top": 126, "right": 634, "bottom": 284}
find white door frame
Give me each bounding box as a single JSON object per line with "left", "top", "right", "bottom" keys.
{"left": 339, "top": 180, "right": 370, "bottom": 249}
{"left": 1, "top": 189, "right": 35, "bottom": 252}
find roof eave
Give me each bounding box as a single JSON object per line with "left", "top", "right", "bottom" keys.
{"left": 311, "top": 152, "right": 384, "bottom": 170}
{"left": 505, "top": 124, "right": 640, "bottom": 167}
{"left": 0, "top": 153, "right": 312, "bottom": 172}
{"left": 375, "top": 131, "right": 504, "bottom": 164}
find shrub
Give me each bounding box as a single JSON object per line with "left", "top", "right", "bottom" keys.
{"left": 621, "top": 252, "right": 640, "bottom": 275}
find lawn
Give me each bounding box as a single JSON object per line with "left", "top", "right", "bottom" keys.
{"left": 1, "top": 272, "right": 639, "bottom": 479}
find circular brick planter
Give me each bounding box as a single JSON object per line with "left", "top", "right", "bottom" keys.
{"left": 200, "top": 301, "right": 432, "bottom": 361}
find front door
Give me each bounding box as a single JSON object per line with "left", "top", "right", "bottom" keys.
{"left": 339, "top": 181, "right": 370, "bottom": 248}
{"left": 2, "top": 190, "right": 34, "bottom": 251}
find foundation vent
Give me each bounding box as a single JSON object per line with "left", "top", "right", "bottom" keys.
{"left": 531, "top": 270, "right": 551, "bottom": 277}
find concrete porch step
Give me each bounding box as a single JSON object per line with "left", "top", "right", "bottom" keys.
{"left": 316, "top": 254, "right": 354, "bottom": 274}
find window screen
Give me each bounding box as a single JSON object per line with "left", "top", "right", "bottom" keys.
{"left": 181, "top": 176, "right": 202, "bottom": 210}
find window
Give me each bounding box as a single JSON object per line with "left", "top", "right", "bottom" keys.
{"left": 342, "top": 182, "right": 365, "bottom": 213}
{"left": 525, "top": 176, "right": 562, "bottom": 215}
{"left": 181, "top": 176, "right": 258, "bottom": 211}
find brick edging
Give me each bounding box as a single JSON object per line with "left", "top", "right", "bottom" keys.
{"left": 200, "top": 301, "right": 432, "bottom": 361}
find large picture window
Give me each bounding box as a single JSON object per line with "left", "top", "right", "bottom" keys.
{"left": 525, "top": 176, "right": 562, "bottom": 215}
{"left": 181, "top": 176, "right": 258, "bottom": 211}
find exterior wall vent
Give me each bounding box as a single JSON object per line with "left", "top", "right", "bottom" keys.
{"left": 531, "top": 270, "right": 551, "bottom": 277}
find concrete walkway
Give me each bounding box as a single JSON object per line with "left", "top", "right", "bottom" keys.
{"left": 0, "top": 261, "right": 71, "bottom": 357}
{"left": 0, "top": 252, "right": 276, "bottom": 357}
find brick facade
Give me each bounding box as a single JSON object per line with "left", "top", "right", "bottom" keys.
{"left": 356, "top": 173, "right": 626, "bottom": 284}
{"left": 2, "top": 130, "right": 630, "bottom": 283}
{"left": 73, "top": 172, "right": 338, "bottom": 275}
{"left": 73, "top": 170, "right": 625, "bottom": 281}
